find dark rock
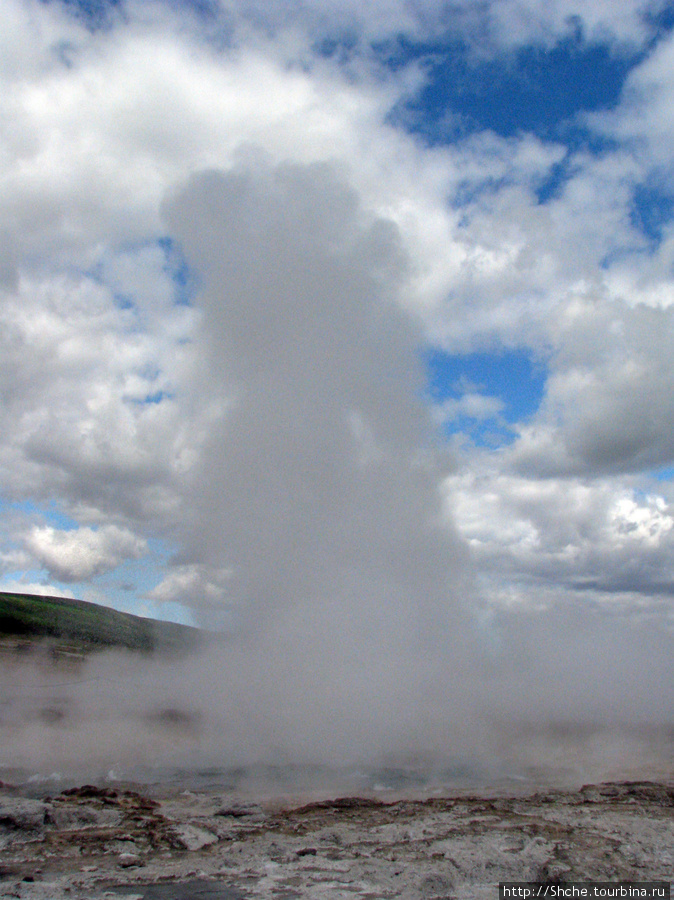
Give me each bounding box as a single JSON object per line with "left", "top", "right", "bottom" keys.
{"left": 215, "top": 802, "right": 265, "bottom": 821}
{"left": 0, "top": 798, "right": 48, "bottom": 832}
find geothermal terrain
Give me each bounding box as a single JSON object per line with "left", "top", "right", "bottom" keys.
{"left": 1, "top": 777, "right": 672, "bottom": 899}
{"left": 1, "top": 592, "right": 672, "bottom": 899}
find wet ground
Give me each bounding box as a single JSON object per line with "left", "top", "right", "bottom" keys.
{"left": 109, "top": 880, "right": 244, "bottom": 899}
{"left": 0, "top": 779, "right": 672, "bottom": 899}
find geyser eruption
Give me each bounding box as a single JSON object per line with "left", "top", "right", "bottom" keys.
{"left": 167, "top": 160, "right": 469, "bottom": 626}
{"left": 161, "top": 156, "right": 478, "bottom": 768}
{"left": 154, "top": 155, "right": 673, "bottom": 780}
{"left": 3, "top": 157, "right": 672, "bottom": 787}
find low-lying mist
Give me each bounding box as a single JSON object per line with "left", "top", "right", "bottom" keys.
{"left": 2, "top": 156, "right": 673, "bottom": 794}
{"left": 1, "top": 616, "right": 672, "bottom": 792}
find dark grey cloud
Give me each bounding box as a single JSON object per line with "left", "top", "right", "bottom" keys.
{"left": 509, "top": 301, "right": 674, "bottom": 477}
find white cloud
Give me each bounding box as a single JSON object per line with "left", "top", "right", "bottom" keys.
{"left": 506, "top": 299, "right": 674, "bottom": 477}
{"left": 445, "top": 468, "right": 674, "bottom": 611}
{"left": 0, "top": 266, "right": 199, "bottom": 524}
{"left": 0, "top": 0, "right": 672, "bottom": 639}
{"left": 26, "top": 524, "right": 148, "bottom": 582}
{"left": 0, "top": 0, "right": 671, "bottom": 774}
{"left": 188, "top": 0, "right": 667, "bottom": 52}
{"left": 609, "top": 493, "right": 674, "bottom": 546}
{"left": 148, "top": 564, "right": 233, "bottom": 610}
{"left": 434, "top": 393, "right": 505, "bottom": 423}
{"left": 589, "top": 27, "right": 674, "bottom": 173}
{"left": 485, "top": 0, "right": 665, "bottom": 50}
{"left": 0, "top": 579, "right": 75, "bottom": 598}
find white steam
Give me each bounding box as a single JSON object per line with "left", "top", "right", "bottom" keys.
{"left": 2, "top": 156, "right": 673, "bottom": 790}
{"left": 159, "top": 156, "right": 477, "bottom": 765}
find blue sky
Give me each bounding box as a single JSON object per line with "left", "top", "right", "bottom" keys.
{"left": 1, "top": 0, "right": 674, "bottom": 641}
{"left": 383, "top": 34, "right": 636, "bottom": 140}
{"left": 425, "top": 347, "right": 547, "bottom": 447}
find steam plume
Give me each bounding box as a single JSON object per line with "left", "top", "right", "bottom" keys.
{"left": 2, "top": 157, "right": 672, "bottom": 788}
{"left": 160, "top": 156, "right": 475, "bottom": 765}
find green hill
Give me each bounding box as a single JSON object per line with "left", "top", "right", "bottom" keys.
{"left": 0, "top": 591, "right": 203, "bottom": 656}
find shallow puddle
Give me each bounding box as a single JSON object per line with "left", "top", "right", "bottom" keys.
{"left": 110, "top": 879, "right": 246, "bottom": 900}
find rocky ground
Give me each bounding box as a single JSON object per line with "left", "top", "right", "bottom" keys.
{"left": 0, "top": 779, "right": 672, "bottom": 899}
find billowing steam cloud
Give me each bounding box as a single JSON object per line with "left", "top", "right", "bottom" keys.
{"left": 164, "top": 157, "right": 469, "bottom": 629}
{"left": 1, "top": 156, "right": 486, "bottom": 783}
{"left": 3, "top": 156, "right": 673, "bottom": 789}
{"left": 158, "top": 156, "right": 477, "bottom": 765}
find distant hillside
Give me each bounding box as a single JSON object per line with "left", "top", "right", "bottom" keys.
{"left": 0, "top": 591, "right": 203, "bottom": 656}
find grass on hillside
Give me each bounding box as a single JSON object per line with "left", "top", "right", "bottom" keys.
{"left": 0, "top": 591, "right": 202, "bottom": 655}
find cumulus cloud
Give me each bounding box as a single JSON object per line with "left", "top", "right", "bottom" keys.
{"left": 148, "top": 563, "right": 233, "bottom": 610}
{"left": 0, "top": 1, "right": 667, "bottom": 583}
{"left": 147, "top": 0, "right": 669, "bottom": 53}
{"left": 0, "top": 266, "right": 198, "bottom": 526}
{"left": 434, "top": 393, "right": 506, "bottom": 424}
{"left": 588, "top": 26, "right": 674, "bottom": 172}
{"left": 0, "top": 0, "right": 672, "bottom": 775}
{"left": 445, "top": 467, "right": 674, "bottom": 613}
{"left": 503, "top": 298, "right": 674, "bottom": 477}
{"left": 483, "top": 0, "right": 667, "bottom": 50}
{"left": 26, "top": 524, "right": 147, "bottom": 582}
